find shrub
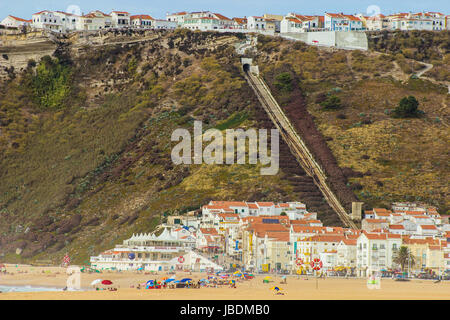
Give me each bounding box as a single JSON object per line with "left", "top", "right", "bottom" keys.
{"left": 321, "top": 95, "right": 342, "bottom": 110}
{"left": 274, "top": 72, "right": 293, "bottom": 92}
{"left": 30, "top": 56, "right": 73, "bottom": 109}
{"left": 392, "top": 96, "right": 421, "bottom": 118}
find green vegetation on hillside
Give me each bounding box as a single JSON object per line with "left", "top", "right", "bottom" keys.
{"left": 256, "top": 34, "right": 449, "bottom": 214}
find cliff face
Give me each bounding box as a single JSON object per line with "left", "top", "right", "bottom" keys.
{"left": 0, "top": 30, "right": 340, "bottom": 264}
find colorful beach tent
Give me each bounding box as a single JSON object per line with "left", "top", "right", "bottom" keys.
{"left": 101, "top": 280, "right": 113, "bottom": 285}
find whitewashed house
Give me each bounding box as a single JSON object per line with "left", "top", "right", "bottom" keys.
{"left": 417, "top": 224, "right": 439, "bottom": 237}
{"left": 31, "top": 10, "right": 64, "bottom": 32}
{"left": 181, "top": 12, "right": 233, "bottom": 31}
{"left": 77, "top": 11, "right": 112, "bottom": 31}
{"left": 0, "top": 15, "right": 31, "bottom": 28}
{"left": 110, "top": 11, "right": 130, "bottom": 28}
{"left": 281, "top": 14, "right": 320, "bottom": 33}
{"left": 166, "top": 11, "right": 188, "bottom": 25}
{"left": 324, "top": 12, "right": 363, "bottom": 31}
{"left": 131, "top": 15, "right": 154, "bottom": 29}
{"left": 247, "top": 16, "right": 267, "bottom": 31}
{"left": 337, "top": 239, "right": 357, "bottom": 268}
{"left": 232, "top": 17, "right": 247, "bottom": 29}
{"left": 356, "top": 232, "right": 402, "bottom": 277}
{"left": 295, "top": 234, "right": 344, "bottom": 268}
{"left": 388, "top": 224, "right": 406, "bottom": 235}
{"left": 359, "top": 14, "right": 389, "bottom": 31}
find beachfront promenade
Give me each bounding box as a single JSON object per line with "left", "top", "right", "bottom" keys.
{"left": 0, "top": 265, "right": 449, "bottom": 300}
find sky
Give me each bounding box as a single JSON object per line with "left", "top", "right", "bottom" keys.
{"left": 0, "top": 0, "right": 448, "bottom": 20}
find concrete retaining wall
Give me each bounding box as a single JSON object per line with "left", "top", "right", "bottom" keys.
{"left": 280, "top": 31, "right": 368, "bottom": 50}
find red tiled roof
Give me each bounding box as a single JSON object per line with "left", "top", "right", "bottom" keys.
{"left": 420, "top": 225, "right": 437, "bottom": 230}
{"left": 257, "top": 231, "right": 290, "bottom": 242}
{"left": 247, "top": 223, "right": 289, "bottom": 233}
{"left": 292, "top": 226, "right": 326, "bottom": 234}
{"left": 210, "top": 201, "right": 248, "bottom": 207}
{"left": 213, "top": 13, "right": 231, "bottom": 21}
{"left": 307, "top": 234, "right": 345, "bottom": 242}
{"left": 8, "top": 15, "right": 32, "bottom": 22}
{"left": 33, "top": 10, "right": 50, "bottom": 15}
{"left": 389, "top": 225, "right": 405, "bottom": 229}
{"left": 232, "top": 17, "right": 247, "bottom": 24}
{"left": 341, "top": 239, "right": 357, "bottom": 245}
{"left": 200, "top": 228, "right": 218, "bottom": 235}
{"left": 257, "top": 202, "right": 275, "bottom": 207}
{"left": 406, "top": 211, "right": 426, "bottom": 215}
{"left": 290, "top": 220, "right": 309, "bottom": 225}
{"left": 130, "top": 15, "right": 154, "bottom": 20}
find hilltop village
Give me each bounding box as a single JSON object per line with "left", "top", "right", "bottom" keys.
{"left": 1, "top": 9, "right": 449, "bottom": 34}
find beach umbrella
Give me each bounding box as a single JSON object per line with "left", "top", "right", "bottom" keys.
{"left": 161, "top": 277, "right": 168, "bottom": 281}
{"left": 264, "top": 276, "right": 272, "bottom": 281}
{"left": 101, "top": 280, "right": 113, "bottom": 285}
{"left": 90, "top": 279, "right": 102, "bottom": 286}
{"left": 271, "top": 286, "right": 282, "bottom": 292}
{"left": 165, "top": 278, "right": 176, "bottom": 283}
{"left": 180, "top": 278, "right": 192, "bottom": 283}
{"left": 137, "top": 267, "right": 144, "bottom": 271}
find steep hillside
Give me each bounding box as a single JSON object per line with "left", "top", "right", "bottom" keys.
{"left": 255, "top": 34, "right": 449, "bottom": 215}
{"left": 0, "top": 30, "right": 337, "bottom": 264}
{"left": 0, "top": 30, "right": 448, "bottom": 264}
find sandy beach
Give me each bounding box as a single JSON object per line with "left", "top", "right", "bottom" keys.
{"left": 0, "top": 264, "right": 449, "bottom": 300}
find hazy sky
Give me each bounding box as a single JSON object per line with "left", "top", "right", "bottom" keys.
{"left": 1, "top": 0, "right": 448, "bottom": 20}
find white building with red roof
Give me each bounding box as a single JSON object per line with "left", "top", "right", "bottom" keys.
{"left": 281, "top": 13, "right": 321, "bottom": 33}
{"left": 110, "top": 11, "right": 130, "bottom": 28}
{"left": 324, "top": 12, "right": 363, "bottom": 31}
{"left": 31, "top": 10, "right": 66, "bottom": 32}
{"left": 78, "top": 11, "right": 112, "bottom": 31}
{"left": 247, "top": 16, "right": 268, "bottom": 31}
{"left": 130, "top": 14, "right": 153, "bottom": 29}
{"left": 1, "top": 15, "right": 31, "bottom": 28}
{"left": 166, "top": 11, "right": 188, "bottom": 25}
{"left": 232, "top": 17, "right": 247, "bottom": 29}
{"left": 337, "top": 239, "right": 357, "bottom": 270}
{"left": 356, "top": 231, "right": 402, "bottom": 277}
{"left": 417, "top": 224, "right": 440, "bottom": 237}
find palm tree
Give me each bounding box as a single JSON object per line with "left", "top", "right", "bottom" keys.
{"left": 393, "top": 246, "right": 415, "bottom": 272}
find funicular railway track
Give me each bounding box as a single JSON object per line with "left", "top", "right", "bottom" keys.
{"left": 244, "top": 69, "right": 358, "bottom": 229}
